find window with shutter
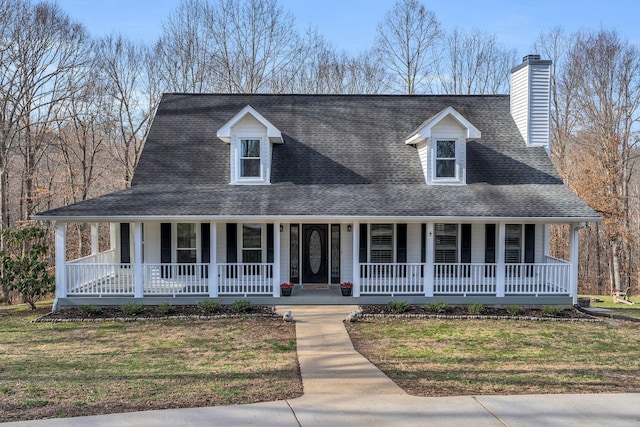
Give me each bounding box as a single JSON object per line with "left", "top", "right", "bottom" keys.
{"left": 370, "top": 224, "right": 393, "bottom": 263}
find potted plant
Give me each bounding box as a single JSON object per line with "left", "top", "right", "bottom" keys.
{"left": 339, "top": 282, "right": 353, "bottom": 296}
{"left": 280, "top": 282, "right": 295, "bottom": 296}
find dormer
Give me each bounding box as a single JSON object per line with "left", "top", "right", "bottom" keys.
{"left": 405, "top": 106, "right": 481, "bottom": 185}
{"left": 217, "top": 105, "right": 283, "bottom": 184}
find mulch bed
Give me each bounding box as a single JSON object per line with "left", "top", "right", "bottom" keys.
{"left": 358, "top": 305, "right": 597, "bottom": 320}
{"left": 39, "top": 304, "right": 278, "bottom": 321}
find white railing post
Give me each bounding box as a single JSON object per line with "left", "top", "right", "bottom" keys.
{"left": 133, "top": 222, "right": 143, "bottom": 298}
{"left": 273, "top": 222, "right": 281, "bottom": 297}
{"left": 569, "top": 222, "right": 580, "bottom": 305}
{"left": 425, "top": 223, "right": 434, "bottom": 297}
{"left": 496, "top": 222, "right": 506, "bottom": 297}
{"left": 352, "top": 221, "right": 360, "bottom": 297}
{"left": 209, "top": 222, "right": 218, "bottom": 298}
{"left": 55, "top": 222, "right": 67, "bottom": 298}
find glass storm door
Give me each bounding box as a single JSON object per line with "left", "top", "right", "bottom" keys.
{"left": 302, "top": 224, "right": 328, "bottom": 283}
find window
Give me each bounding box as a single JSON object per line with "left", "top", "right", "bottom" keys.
{"left": 290, "top": 224, "right": 299, "bottom": 283}
{"left": 505, "top": 224, "right": 522, "bottom": 263}
{"left": 242, "top": 223, "right": 262, "bottom": 263}
{"left": 331, "top": 224, "right": 340, "bottom": 283}
{"left": 240, "top": 139, "right": 261, "bottom": 178}
{"left": 177, "top": 223, "right": 197, "bottom": 264}
{"left": 370, "top": 224, "right": 393, "bottom": 263}
{"left": 434, "top": 223, "right": 457, "bottom": 263}
{"left": 435, "top": 140, "right": 456, "bottom": 178}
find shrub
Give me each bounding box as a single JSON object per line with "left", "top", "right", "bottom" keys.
{"left": 387, "top": 301, "right": 410, "bottom": 314}
{"left": 121, "top": 302, "right": 144, "bottom": 316}
{"left": 542, "top": 305, "right": 564, "bottom": 316}
{"left": 230, "top": 299, "right": 252, "bottom": 313}
{"left": 156, "top": 302, "right": 175, "bottom": 315}
{"left": 197, "top": 299, "right": 221, "bottom": 313}
{"left": 79, "top": 305, "right": 102, "bottom": 316}
{"left": 505, "top": 304, "right": 524, "bottom": 315}
{"left": 467, "top": 303, "right": 485, "bottom": 315}
{"left": 427, "top": 302, "right": 450, "bottom": 313}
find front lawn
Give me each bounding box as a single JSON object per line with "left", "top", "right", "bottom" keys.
{"left": 0, "top": 304, "right": 301, "bottom": 422}
{"left": 346, "top": 318, "right": 640, "bottom": 396}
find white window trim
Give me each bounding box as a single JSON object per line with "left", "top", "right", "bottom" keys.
{"left": 368, "top": 224, "right": 397, "bottom": 263}
{"left": 434, "top": 223, "right": 459, "bottom": 263}
{"left": 431, "top": 138, "right": 465, "bottom": 184}
{"left": 232, "top": 135, "right": 270, "bottom": 185}
{"left": 504, "top": 224, "right": 523, "bottom": 263}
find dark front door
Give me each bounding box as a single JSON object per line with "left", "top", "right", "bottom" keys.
{"left": 302, "top": 224, "right": 328, "bottom": 283}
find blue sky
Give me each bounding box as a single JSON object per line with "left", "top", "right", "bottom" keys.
{"left": 56, "top": 0, "right": 640, "bottom": 56}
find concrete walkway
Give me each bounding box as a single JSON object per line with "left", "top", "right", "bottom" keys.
{"left": 4, "top": 305, "right": 640, "bottom": 426}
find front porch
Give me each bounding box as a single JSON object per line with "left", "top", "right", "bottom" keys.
{"left": 52, "top": 220, "right": 581, "bottom": 308}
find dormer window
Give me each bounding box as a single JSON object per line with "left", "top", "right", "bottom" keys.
{"left": 405, "top": 106, "right": 480, "bottom": 186}
{"left": 240, "top": 139, "right": 261, "bottom": 178}
{"left": 435, "top": 140, "right": 456, "bottom": 179}
{"left": 217, "top": 105, "right": 283, "bottom": 185}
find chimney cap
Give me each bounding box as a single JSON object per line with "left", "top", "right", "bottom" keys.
{"left": 511, "top": 54, "right": 552, "bottom": 73}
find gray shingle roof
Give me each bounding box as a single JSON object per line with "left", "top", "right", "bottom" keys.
{"left": 35, "top": 94, "right": 599, "bottom": 221}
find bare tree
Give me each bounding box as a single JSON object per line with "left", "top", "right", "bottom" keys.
{"left": 96, "top": 35, "right": 161, "bottom": 186}
{"left": 374, "top": 0, "right": 441, "bottom": 94}
{"left": 437, "top": 28, "right": 516, "bottom": 94}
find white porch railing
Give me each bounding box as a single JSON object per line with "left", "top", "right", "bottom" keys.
{"left": 66, "top": 263, "right": 133, "bottom": 296}
{"left": 505, "top": 262, "right": 570, "bottom": 295}
{"left": 67, "top": 249, "right": 116, "bottom": 265}
{"left": 144, "top": 264, "right": 209, "bottom": 295}
{"left": 217, "top": 263, "right": 274, "bottom": 295}
{"left": 360, "top": 263, "right": 424, "bottom": 295}
{"left": 434, "top": 263, "right": 497, "bottom": 295}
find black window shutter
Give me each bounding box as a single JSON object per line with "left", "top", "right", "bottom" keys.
{"left": 396, "top": 224, "right": 407, "bottom": 263}
{"left": 461, "top": 224, "right": 472, "bottom": 263}
{"left": 160, "top": 223, "right": 171, "bottom": 278}
{"left": 201, "top": 223, "right": 210, "bottom": 278}
{"left": 485, "top": 224, "right": 496, "bottom": 263}
{"left": 525, "top": 224, "right": 535, "bottom": 263}
{"left": 226, "top": 223, "right": 237, "bottom": 263}
{"left": 359, "top": 224, "right": 367, "bottom": 263}
{"left": 267, "top": 224, "right": 274, "bottom": 263}
{"left": 120, "top": 223, "right": 130, "bottom": 264}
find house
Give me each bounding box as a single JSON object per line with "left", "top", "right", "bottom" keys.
{"left": 34, "top": 55, "right": 600, "bottom": 309}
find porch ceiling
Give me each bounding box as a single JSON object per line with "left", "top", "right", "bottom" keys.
{"left": 34, "top": 182, "right": 600, "bottom": 222}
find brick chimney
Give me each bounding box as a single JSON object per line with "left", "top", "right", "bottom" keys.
{"left": 510, "top": 55, "right": 552, "bottom": 148}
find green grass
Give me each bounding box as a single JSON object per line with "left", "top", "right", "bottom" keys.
{"left": 0, "top": 303, "right": 301, "bottom": 422}
{"left": 347, "top": 317, "right": 640, "bottom": 396}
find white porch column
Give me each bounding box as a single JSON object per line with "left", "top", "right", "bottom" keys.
{"left": 209, "top": 222, "right": 218, "bottom": 298}
{"left": 90, "top": 223, "right": 99, "bottom": 256}
{"left": 55, "top": 222, "right": 67, "bottom": 299}
{"left": 352, "top": 221, "right": 360, "bottom": 297}
{"left": 133, "top": 222, "right": 143, "bottom": 298}
{"left": 569, "top": 222, "right": 580, "bottom": 305}
{"left": 425, "top": 223, "right": 434, "bottom": 297}
{"left": 273, "top": 222, "right": 281, "bottom": 297}
{"left": 496, "top": 222, "right": 506, "bottom": 298}
{"left": 109, "top": 223, "right": 117, "bottom": 251}
{"left": 543, "top": 224, "right": 551, "bottom": 258}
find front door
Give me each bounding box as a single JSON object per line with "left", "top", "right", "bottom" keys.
{"left": 302, "top": 224, "right": 328, "bottom": 283}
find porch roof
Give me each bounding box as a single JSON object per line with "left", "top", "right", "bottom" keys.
{"left": 34, "top": 182, "right": 600, "bottom": 222}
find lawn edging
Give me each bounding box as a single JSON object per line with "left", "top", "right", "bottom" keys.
{"left": 34, "top": 312, "right": 281, "bottom": 323}
{"left": 574, "top": 304, "right": 640, "bottom": 323}
{"left": 348, "top": 312, "right": 603, "bottom": 323}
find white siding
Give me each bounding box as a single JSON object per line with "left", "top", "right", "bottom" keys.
{"left": 529, "top": 65, "right": 551, "bottom": 147}
{"left": 280, "top": 224, "right": 290, "bottom": 282}
{"left": 216, "top": 224, "right": 226, "bottom": 263}
{"left": 535, "top": 224, "right": 545, "bottom": 263}
{"left": 407, "top": 223, "right": 422, "bottom": 263}
{"left": 417, "top": 140, "right": 428, "bottom": 184}
{"left": 145, "top": 222, "right": 161, "bottom": 263}
{"left": 471, "top": 223, "right": 485, "bottom": 263}
{"left": 341, "top": 223, "right": 353, "bottom": 283}
{"left": 510, "top": 61, "right": 551, "bottom": 148}
{"left": 510, "top": 65, "right": 529, "bottom": 144}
